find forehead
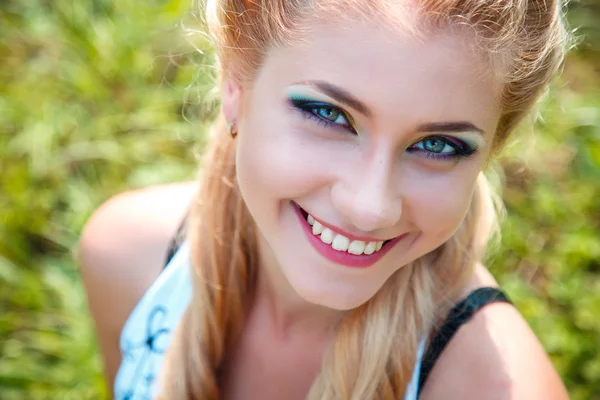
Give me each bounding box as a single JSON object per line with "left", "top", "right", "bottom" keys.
{"left": 255, "top": 16, "right": 502, "bottom": 136}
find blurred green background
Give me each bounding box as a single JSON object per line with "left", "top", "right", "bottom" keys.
{"left": 1, "top": 0, "right": 599, "bottom": 399}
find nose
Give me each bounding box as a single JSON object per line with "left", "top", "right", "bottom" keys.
{"left": 330, "top": 156, "right": 402, "bottom": 233}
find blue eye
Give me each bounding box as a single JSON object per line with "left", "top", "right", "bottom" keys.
{"left": 315, "top": 106, "right": 343, "bottom": 123}
{"left": 408, "top": 135, "right": 478, "bottom": 161}
{"left": 288, "top": 97, "right": 356, "bottom": 133}
{"left": 417, "top": 137, "right": 455, "bottom": 154}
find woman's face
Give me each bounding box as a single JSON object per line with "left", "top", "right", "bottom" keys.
{"left": 226, "top": 17, "right": 502, "bottom": 310}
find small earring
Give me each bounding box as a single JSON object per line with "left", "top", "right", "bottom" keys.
{"left": 227, "top": 121, "right": 238, "bottom": 138}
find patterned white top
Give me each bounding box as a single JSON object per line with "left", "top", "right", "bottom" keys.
{"left": 114, "top": 241, "right": 426, "bottom": 399}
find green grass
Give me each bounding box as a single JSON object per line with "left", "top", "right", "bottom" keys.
{"left": 1, "top": 1, "right": 599, "bottom": 399}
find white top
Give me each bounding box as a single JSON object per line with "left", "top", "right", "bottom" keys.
{"left": 114, "top": 242, "right": 426, "bottom": 400}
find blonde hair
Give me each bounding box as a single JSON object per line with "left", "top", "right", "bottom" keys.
{"left": 160, "top": 0, "right": 567, "bottom": 398}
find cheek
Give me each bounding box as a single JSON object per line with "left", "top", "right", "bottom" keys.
{"left": 235, "top": 107, "right": 338, "bottom": 205}
{"left": 405, "top": 169, "right": 479, "bottom": 240}
{"left": 236, "top": 123, "right": 310, "bottom": 200}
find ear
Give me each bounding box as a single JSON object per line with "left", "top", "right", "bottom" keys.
{"left": 222, "top": 75, "right": 243, "bottom": 123}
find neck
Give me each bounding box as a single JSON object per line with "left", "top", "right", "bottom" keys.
{"left": 253, "top": 237, "right": 345, "bottom": 338}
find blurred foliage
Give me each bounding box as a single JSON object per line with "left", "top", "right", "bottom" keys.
{"left": 0, "top": 0, "right": 598, "bottom": 399}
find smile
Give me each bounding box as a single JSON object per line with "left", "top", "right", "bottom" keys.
{"left": 307, "top": 213, "right": 385, "bottom": 255}
{"left": 292, "top": 202, "right": 406, "bottom": 268}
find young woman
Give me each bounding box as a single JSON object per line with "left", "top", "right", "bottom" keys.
{"left": 79, "top": 0, "right": 571, "bottom": 398}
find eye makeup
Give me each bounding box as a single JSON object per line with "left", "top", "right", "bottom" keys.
{"left": 407, "top": 134, "right": 481, "bottom": 161}
{"left": 286, "top": 87, "right": 357, "bottom": 133}
{"left": 285, "top": 84, "right": 484, "bottom": 163}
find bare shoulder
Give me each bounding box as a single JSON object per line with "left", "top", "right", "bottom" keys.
{"left": 77, "top": 181, "right": 197, "bottom": 391}
{"left": 419, "top": 264, "right": 569, "bottom": 400}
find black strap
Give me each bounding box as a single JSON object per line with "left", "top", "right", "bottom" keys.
{"left": 417, "top": 287, "right": 512, "bottom": 395}
{"left": 164, "top": 213, "right": 189, "bottom": 268}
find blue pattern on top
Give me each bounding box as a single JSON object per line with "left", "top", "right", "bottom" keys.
{"left": 114, "top": 242, "right": 192, "bottom": 400}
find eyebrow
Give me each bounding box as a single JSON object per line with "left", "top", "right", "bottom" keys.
{"left": 299, "top": 80, "right": 373, "bottom": 117}
{"left": 416, "top": 121, "right": 485, "bottom": 136}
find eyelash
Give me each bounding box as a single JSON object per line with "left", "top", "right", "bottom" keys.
{"left": 288, "top": 97, "right": 478, "bottom": 161}
{"left": 406, "top": 135, "right": 478, "bottom": 161}
{"left": 289, "top": 98, "right": 356, "bottom": 133}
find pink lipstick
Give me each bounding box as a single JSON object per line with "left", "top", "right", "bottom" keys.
{"left": 292, "top": 202, "right": 406, "bottom": 268}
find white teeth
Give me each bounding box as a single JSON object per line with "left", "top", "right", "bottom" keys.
{"left": 306, "top": 213, "right": 386, "bottom": 256}
{"left": 331, "top": 235, "right": 350, "bottom": 251}
{"left": 348, "top": 240, "right": 366, "bottom": 255}
{"left": 320, "top": 228, "right": 334, "bottom": 244}
{"left": 312, "top": 220, "right": 323, "bottom": 235}
{"left": 363, "top": 241, "right": 377, "bottom": 255}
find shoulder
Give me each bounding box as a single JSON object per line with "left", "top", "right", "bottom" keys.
{"left": 77, "top": 181, "right": 197, "bottom": 390}
{"left": 418, "top": 264, "right": 568, "bottom": 400}
{"left": 78, "top": 181, "right": 197, "bottom": 312}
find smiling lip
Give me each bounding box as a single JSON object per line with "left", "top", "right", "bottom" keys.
{"left": 292, "top": 202, "right": 407, "bottom": 268}
{"left": 309, "top": 213, "right": 384, "bottom": 243}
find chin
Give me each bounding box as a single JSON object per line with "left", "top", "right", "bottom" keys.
{"left": 291, "top": 278, "right": 379, "bottom": 311}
